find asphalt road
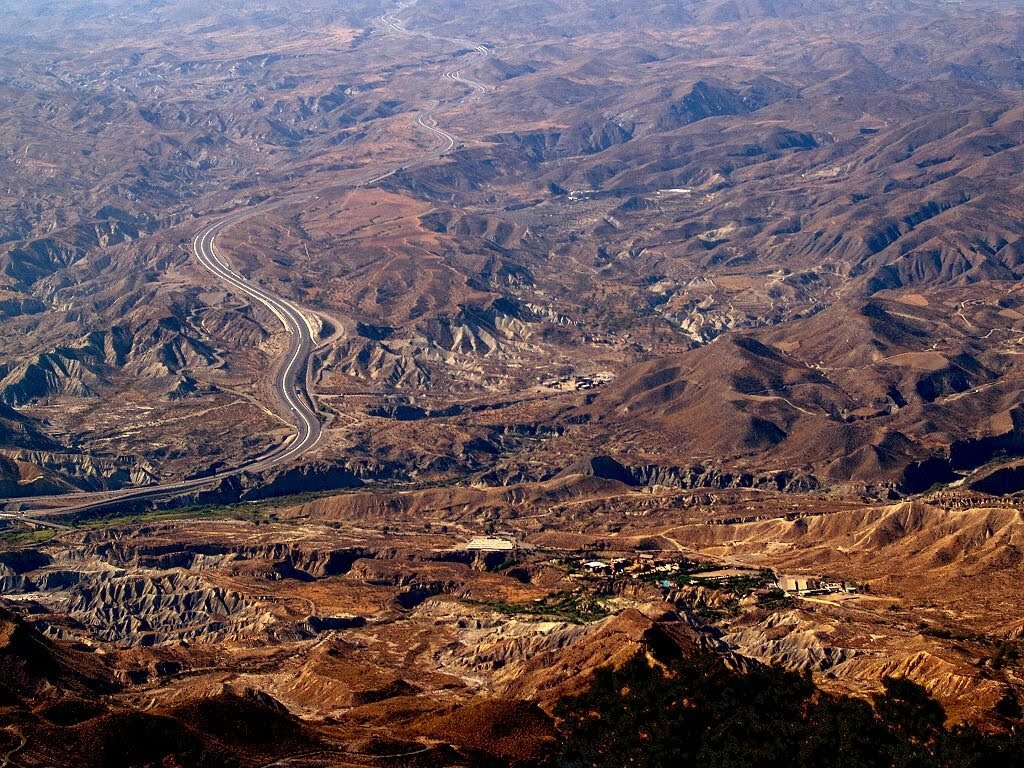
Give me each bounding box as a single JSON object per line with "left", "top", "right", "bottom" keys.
{"left": 0, "top": 209, "right": 324, "bottom": 521}
{"left": 192, "top": 213, "right": 322, "bottom": 467}
{"left": 415, "top": 110, "right": 456, "bottom": 153}
{"left": 0, "top": 2, "right": 491, "bottom": 522}
{"left": 444, "top": 45, "right": 490, "bottom": 95}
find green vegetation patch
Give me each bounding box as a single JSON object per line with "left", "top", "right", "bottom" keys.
{"left": 475, "top": 592, "right": 609, "bottom": 624}
{"left": 0, "top": 525, "right": 58, "bottom": 547}
{"left": 72, "top": 506, "right": 226, "bottom": 530}
{"left": 64, "top": 489, "right": 342, "bottom": 531}
{"left": 678, "top": 570, "right": 776, "bottom": 593}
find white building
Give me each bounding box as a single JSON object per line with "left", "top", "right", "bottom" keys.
{"left": 465, "top": 536, "right": 518, "bottom": 552}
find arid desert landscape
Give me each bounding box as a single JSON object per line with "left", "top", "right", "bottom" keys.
{"left": 1, "top": 0, "right": 1024, "bottom": 765}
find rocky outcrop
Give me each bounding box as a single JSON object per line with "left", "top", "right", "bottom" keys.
{"left": 658, "top": 80, "right": 751, "bottom": 130}
{"left": 487, "top": 117, "right": 633, "bottom": 162}
{"left": 0, "top": 293, "right": 45, "bottom": 318}
{"left": 57, "top": 571, "right": 255, "bottom": 645}
{"left": 829, "top": 650, "right": 1012, "bottom": 722}
{"left": 722, "top": 610, "right": 857, "bottom": 671}
{"left": 0, "top": 402, "right": 58, "bottom": 451}
{"left": 0, "top": 220, "right": 138, "bottom": 288}
{"left": 0, "top": 549, "right": 50, "bottom": 572}
{"left": 0, "top": 449, "right": 159, "bottom": 492}
{"left": 430, "top": 601, "right": 727, "bottom": 705}
{"left": 87, "top": 539, "right": 371, "bottom": 580}
{"left": 0, "top": 569, "right": 33, "bottom": 594}
{"left": 0, "top": 605, "right": 117, "bottom": 704}
{"left": 0, "top": 318, "right": 217, "bottom": 406}
{"left": 0, "top": 350, "right": 99, "bottom": 405}
{"left": 161, "top": 461, "right": 372, "bottom": 510}
{"left": 237, "top": 462, "right": 364, "bottom": 500}
{"left": 566, "top": 454, "right": 819, "bottom": 492}
{"left": 417, "top": 297, "right": 534, "bottom": 357}
{"left": 555, "top": 118, "right": 634, "bottom": 155}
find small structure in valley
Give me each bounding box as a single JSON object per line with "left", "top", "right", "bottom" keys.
{"left": 777, "top": 575, "right": 820, "bottom": 594}
{"left": 777, "top": 574, "right": 856, "bottom": 595}
{"left": 465, "top": 536, "right": 518, "bottom": 552}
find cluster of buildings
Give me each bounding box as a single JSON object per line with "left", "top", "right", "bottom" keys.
{"left": 572, "top": 554, "right": 753, "bottom": 582}
{"left": 540, "top": 371, "right": 615, "bottom": 392}
{"left": 569, "top": 554, "right": 857, "bottom": 596}
{"left": 462, "top": 539, "right": 857, "bottom": 598}
{"left": 775, "top": 575, "right": 857, "bottom": 596}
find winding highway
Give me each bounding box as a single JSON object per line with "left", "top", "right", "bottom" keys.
{"left": 380, "top": 0, "right": 490, "bottom": 154}
{"left": 0, "top": 1, "right": 493, "bottom": 523}
{"left": 191, "top": 214, "right": 322, "bottom": 466}
{"left": 0, "top": 213, "right": 325, "bottom": 521}
{"left": 415, "top": 110, "right": 456, "bottom": 154}
{"left": 186, "top": 15, "right": 490, "bottom": 474}
{"left": 444, "top": 45, "right": 491, "bottom": 95}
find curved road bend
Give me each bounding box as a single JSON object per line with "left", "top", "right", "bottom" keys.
{"left": 444, "top": 45, "right": 490, "bottom": 95}
{"left": 414, "top": 110, "right": 457, "bottom": 154}
{"left": 0, "top": 4, "right": 492, "bottom": 521}
{"left": 426, "top": 44, "right": 490, "bottom": 146}
{"left": 191, "top": 213, "right": 322, "bottom": 467}
{"left": 0, "top": 210, "right": 324, "bottom": 521}
{"left": 378, "top": 1, "right": 491, "bottom": 151}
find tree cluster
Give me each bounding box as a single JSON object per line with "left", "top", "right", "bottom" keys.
{"left": 553, "top": 653, "right": 1024, "bottom": 768}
